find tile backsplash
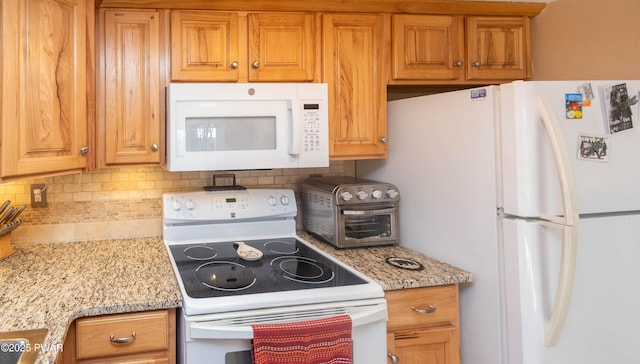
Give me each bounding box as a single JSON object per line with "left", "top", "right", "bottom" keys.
{"left": 0, "top": 162, "right": 353, "bottom": 243}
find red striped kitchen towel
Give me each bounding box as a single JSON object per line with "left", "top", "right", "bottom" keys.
{"left": 251, "top": 314, "right": 353, "bottom": 364}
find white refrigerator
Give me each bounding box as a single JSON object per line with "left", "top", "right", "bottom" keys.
{"left": 358, "top": 80, "right": 640, "bottom": 364}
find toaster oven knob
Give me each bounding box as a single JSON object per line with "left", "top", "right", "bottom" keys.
{"left": 356, "top": 190, "right": 369, "bottom": 200}
{"left": 386, "top": 189, "right": 399, "bottom": 199}
{"left": 340, "top": 191, "right": 353, "bottom": 202}
{"left": 372, "top": 190, "right": 383, "bottom": 199}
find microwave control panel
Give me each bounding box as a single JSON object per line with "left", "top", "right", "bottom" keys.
{"left": 302, "top": 104, "right": 322, "bottom": 152}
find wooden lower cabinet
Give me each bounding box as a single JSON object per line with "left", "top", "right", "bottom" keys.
{"left": 60, "top": 309, "right": 176, "bottom": 364}
{"left": 386, "top": 285, "right": 460, "bottom": 364}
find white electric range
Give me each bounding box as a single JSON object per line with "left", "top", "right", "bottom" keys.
{"left": 162, "top": 188, "right": 387, "bottom": 364}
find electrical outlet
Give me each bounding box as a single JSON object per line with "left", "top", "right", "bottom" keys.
{"left": 30, "top": 184, "right": 47, "bottom": 208}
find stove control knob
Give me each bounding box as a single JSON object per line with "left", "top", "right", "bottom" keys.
{"left": 386, "top": 189, "right": 399, "bottom": 199}
{"left": 356, "top": 190, "right": 369, "bottom": 200}
{"left": 371, "top": 190, "right": 383, "bottom": 199}
{"left": 268, "top": 196, "right": 278, "bottom": 206}
{"left": 172, "top": 200, "right": 183, "bottom": 211}
{"left": 280, "top": 195, "right": 290, "bottom": 205}
{"left": 185, "top": 199, "right": 196, "bottom": 210}
{"left": 340, "top": 191, "right": 353, "bottom": 202}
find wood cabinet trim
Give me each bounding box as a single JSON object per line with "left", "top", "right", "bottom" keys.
{"left": 95, "top": 0, "right": 545, "bottom": 17}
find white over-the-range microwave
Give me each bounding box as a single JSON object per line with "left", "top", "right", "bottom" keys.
{"left": 165, "top": 83, "right": 329, "bottom": 172}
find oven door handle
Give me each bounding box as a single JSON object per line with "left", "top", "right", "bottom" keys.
{"left": 188, "top": 304, "right": 387, "bottom": 340}
{"left": 342, "top": 207, "right": 396, "bottom": 216}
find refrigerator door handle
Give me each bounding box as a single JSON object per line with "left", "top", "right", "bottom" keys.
{"left": 536, "top": 95, "right": 579, "bottom": 226}
{"left": 536, "top": 95, "right": 579, "bottom": 346}
{"left": 541, "top": 223, "right": 578, "bottom": 346}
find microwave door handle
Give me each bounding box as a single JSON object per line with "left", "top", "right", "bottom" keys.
{"left": 289, "top": 100, "right": 301, "bottom": 155}
{"left": 189, "top": 304, "right": 387, "bottom": 340}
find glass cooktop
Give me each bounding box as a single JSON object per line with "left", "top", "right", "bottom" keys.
{"left": 168, "top": 238, "right": 367, "bottom": 298}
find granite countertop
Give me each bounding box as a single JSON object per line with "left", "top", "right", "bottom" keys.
{"left": 0, "top": 238, "right": 182, "bottom": 364}
{"left": 0, "top": 234, "right": 471, "bottom": 364}
{"left": 298, "top": 232, "right": 474, "bottom": 290}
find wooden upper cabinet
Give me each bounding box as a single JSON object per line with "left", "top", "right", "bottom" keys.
{"left": 248, "top": 13, "right": 316, "bottom": 81}
{"left": 466, "top": 16, "right": 530, "bottom": 80}
{"left": 170, "top": 11, "right": 317, "bottom": 82}
{"left": 170, "top": 11, "right": 240, "bottom": 81}
{"left": 323, "top": 13, "right": 390, "bottom": 160}
{"left": 392, "top": 14, "right": 464, "bottom": 81}
{"left": 99, "top": 9, "right": 163, "bottom": 166}
{"left": 391, "top": 15, "right": 531, "bottom": 84}
{"left": 1, "top": 0, "right": 90, "bottom": 180}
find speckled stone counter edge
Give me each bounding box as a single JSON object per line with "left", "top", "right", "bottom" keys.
{"left": 0, "top": 238, "right": 182, "bottom": 364}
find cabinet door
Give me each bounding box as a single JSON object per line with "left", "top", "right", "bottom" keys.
{"left": 170, "top": 11, "right": 240, "bottom": 81}
{"left": 392, "top": 15, "right": 464, "bottom": 81}
{"left": 388, "top": 327, "right": 460, "bottom": 364}
{"left": 466, "top": 16, "right": 530, "bottom": 80}
{"left": 248, "top": 13, "right": 316, "bottom": 81}
{"left": 1, "top": 0, "right": 89, "bottom": 179}
{"left": 322, "top": 13, "right": 389, "bottom": 160}
{"left": 101, "top": 10, "right": 162, "bottom": 165}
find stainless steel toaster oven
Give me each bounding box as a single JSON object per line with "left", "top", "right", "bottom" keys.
{"left": 302, "top": 176, "right": 400, "bottom": 248}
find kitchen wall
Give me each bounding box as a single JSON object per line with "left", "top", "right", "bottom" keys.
{"left": 0, "top": 162, "right": 353, "bottom": 243}
{"left": 530, "top": 0, "right": 640, "bottom": 79}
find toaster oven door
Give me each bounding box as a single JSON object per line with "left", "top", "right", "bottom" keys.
{"left": 338, "top": 204, "right": 398, "bottom": 247}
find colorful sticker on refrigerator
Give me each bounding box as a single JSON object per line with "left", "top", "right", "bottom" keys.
{"left": 470, "top": 88, "right": 487, "bottom": 100}
{"left": 565, "top": 93, "right": 583, "bottom": 119}
{"left": 577, "top": 82, "right": 594, "bottom": 107}
{"left": 577, "top": 133, "right": 609, "bottom": 162}
{"left": 603, "top": 83, "right": 637, "bottom": 134}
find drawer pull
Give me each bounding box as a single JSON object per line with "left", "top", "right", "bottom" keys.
{"left": 109, "top": 332, "right": 136, "bottom": 344}
{"left": 411, "top": 305, "right": 436, "bottom": 314}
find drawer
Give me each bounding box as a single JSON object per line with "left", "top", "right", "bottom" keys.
{"left": 385, "top": 284, "right": 459, "bottom": 331}
{"left": 75, "top": 310, "right": 170, "bottom": 360}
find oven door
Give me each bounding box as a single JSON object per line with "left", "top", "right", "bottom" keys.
{"left": 179, "top": 299, "right": 387, "bottom": 364}
{"left": 337, "top": 203, "right": 399, "bottom": 247}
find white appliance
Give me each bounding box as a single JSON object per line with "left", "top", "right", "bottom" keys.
{"left": 358, "top": 80, "right": 640, "bottom": 364}
{"left": 165, "top": 83, "right": 329, "bottom": 171}
{"left": 163, "top": 188, "right": 387, "bottom": 364}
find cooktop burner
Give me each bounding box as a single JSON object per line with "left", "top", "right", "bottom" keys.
{"left": 169, "top": 237, "right": 367, "bottom": 298}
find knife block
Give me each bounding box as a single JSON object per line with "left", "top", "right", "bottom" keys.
{"left": 0, "top": 233, "right": 14, "bottom": 259}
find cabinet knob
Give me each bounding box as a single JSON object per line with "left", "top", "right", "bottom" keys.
{"left": 379, "top": 137, "right": 388, "bottom": 143}
{"left": 230, "top": 61, "right": 239, "bottom": 69}
{"left": 151, "top": 143, "right": 159, "bottom": 152}
{"left": 472, "top": 60, "right": 481, "bottom": 67}
{"left": 388, "top": 353, "right": 399, "bottom": 363}
{"left": 454, "top": 60, "right": 464, "bottom": 67}
{"left": 80, "top": 146, "right": 89, "bottom": 155}
{"left": 252, "top": 60, "right": 260, "bottom": 69}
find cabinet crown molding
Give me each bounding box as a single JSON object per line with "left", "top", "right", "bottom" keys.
{"left": 95, "top": 0, "right": 545, "bottom": 17}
